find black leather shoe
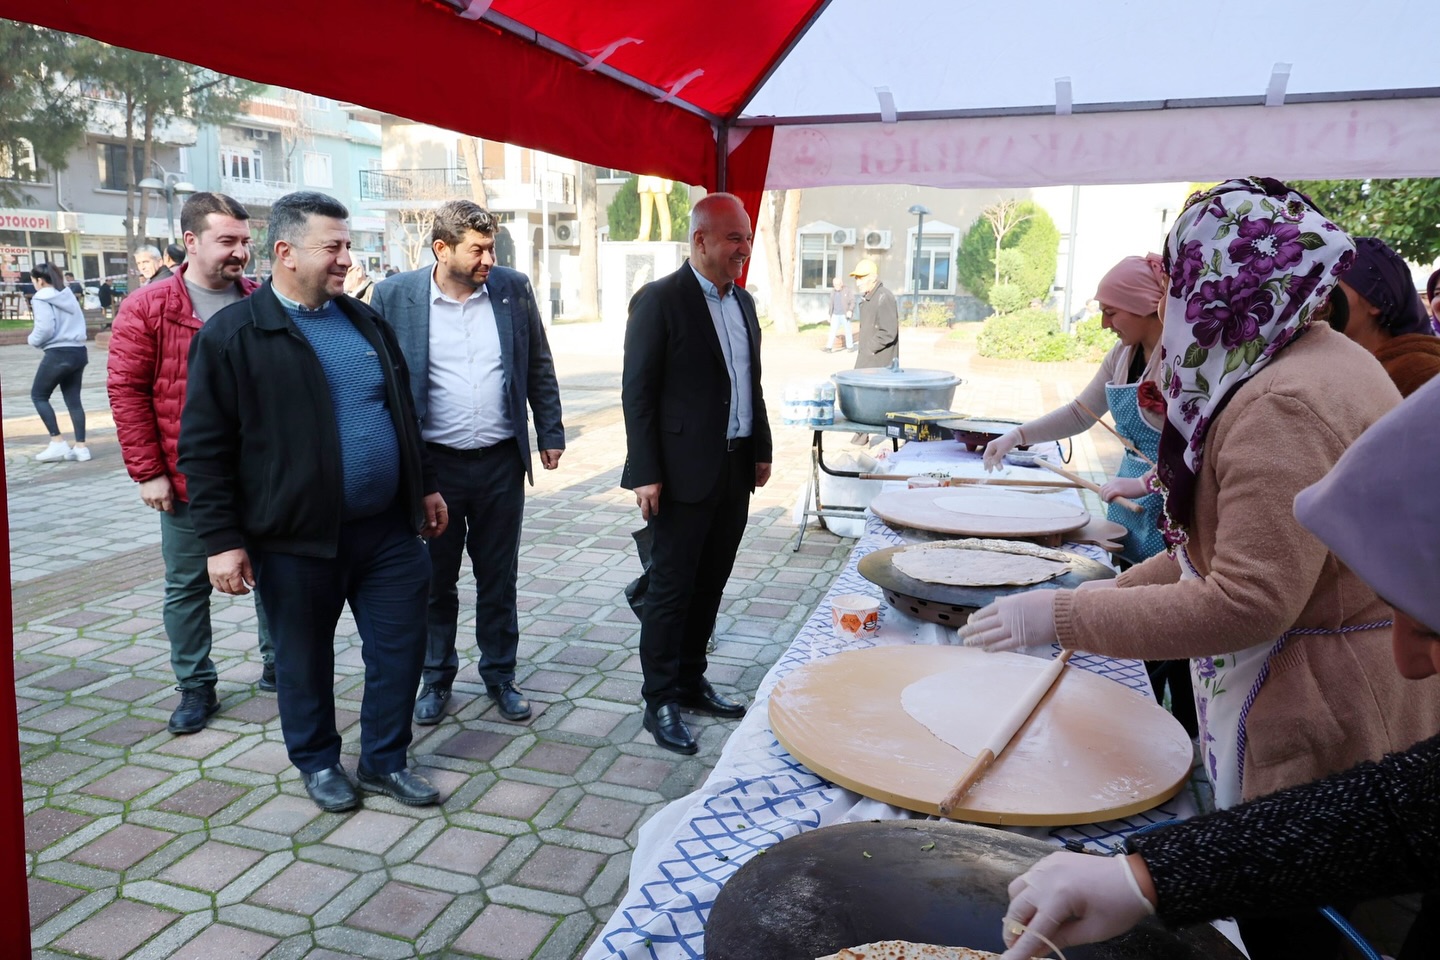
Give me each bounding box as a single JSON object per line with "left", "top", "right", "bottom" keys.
{"left": 486, "top": 681, "right": 532, "bottom": 721}
{"left": 678, "top": 681, "right": 746, "bottom": 719}
{"left": 643, "top": 703, "right": 698, "bottom": 755}
{"left": 257, "top": 661, "right": 277, "bottom": 693}
{"left": 167, "top": 684, "right": 220, "bottom": 734}
{"left": 302, "top": 764, "right": 359, "bottom": 812}
{"left": 413, "top": 684, "right": 451, "bottom": 725}
{"left": 357, "top": 765, "right": 440, "bottom": 806}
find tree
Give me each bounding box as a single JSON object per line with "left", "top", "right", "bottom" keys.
{"left": 393, "top": 206, "right": 438, "bottom": 271}
{"left": 605, "top": 175, "right": 689, "bottom": 242}
{"left": 757, "top": 189, "right": 801, "bottom": 334}
{"left": 957, "top": 200, "right": 1060, "bottom": 304}
{"left": 576, "top": 163, "right": 599, "bottom": 320}
{"left": 456, "top": 136, "right": 491, "bottom": 206}
{"left": 0, "top": 21, "right": 94, "bottom": 207}
{"left": 84, "top": 45, "right": 258, "bottom": 274}
{"left": 980, "top": 198, "right": 1032, "bottom": 287}
{"left": 1295, "top": 178, "right": 1440, "bottom": 265}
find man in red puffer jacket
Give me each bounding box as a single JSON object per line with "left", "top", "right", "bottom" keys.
{"left": 107, "top": 192, "right": 271, "bottom": 735}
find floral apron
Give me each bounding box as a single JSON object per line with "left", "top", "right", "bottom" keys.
{"left": 1183, "top": 547, "right": 1393, "bottom": 808}
{"left": 1103, "top": 379, "right": 1165, "bottom": 565}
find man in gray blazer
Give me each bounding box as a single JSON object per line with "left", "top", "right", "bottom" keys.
{"left": 371, "top": 200, "right": 565, "bottom": 724}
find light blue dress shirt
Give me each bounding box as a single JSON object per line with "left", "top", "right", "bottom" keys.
{"left": 688, "top": 263, "right": 753, "bottom": 439}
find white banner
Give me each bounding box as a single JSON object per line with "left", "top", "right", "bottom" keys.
{"left": 766, "top": 99, "right": 1440, "bottom": 190}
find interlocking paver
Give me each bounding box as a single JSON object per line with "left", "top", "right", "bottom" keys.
{"left": 154, "top": 779, "right": 247, "bottom": 818}
{"left": 51, "top": 899, "right": 179, "bottom": 960}
{"left": 240, "top": 794, "right": 322, "bottom": 834}
{"left": 452, "top": 904, "right": 558, "bottom": 960}
{"left": 247, "top": 860, "right": 357, "bottom": 914}
{"left": 324, "top": 810, "right": 416, "bottom": 854}
{"left": 517, "top": 742, "right": 592, "bottom": 775}
{"left": 25, "top": 808, "right": 96, "bottom": 853}
{"left": 68, "top": 823, "right": 174, "bottom": 870}
{"left": 563, "top": 795, "right": 646, "bottom": 839}
{"left": 158, "top": 840, "right": 265, "bottom": 890}
{"left": 345, "top": 880, "right": 453, "bottom": 938}
{"left": 166, "top": 925, "right": 280, "bottom": 959}
{"left": 514, "top": 845, "right": 607, "bottom": 895}
{"left": 27, "top": 877, "right": 86, "bottom": 927}
{"left": 471, "top": 780, "right": 556, "bottom": 820}
{"left": 435, "top": 729, "right": 515, "bottom": 762}
{"left": 86, "top": 715, "right": 166, "bottom": 746}
{"left": 414, "top": 827, "right": 509, "bottom": 874}
{"left": 23, "top": 751, "right": 102, "bottom": 786}
{"left": 80, "top": 765, "right": 172, "bottom": 800}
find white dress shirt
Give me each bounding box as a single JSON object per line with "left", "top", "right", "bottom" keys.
{"left": 423, "top": 270, "right": 513, "bottom": 448}
{"left": 688, "top": 263, "right": 753, "bottom": 439}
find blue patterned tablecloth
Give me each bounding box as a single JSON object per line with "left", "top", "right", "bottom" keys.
{"left": 586, "top": 442, "right": 1203, "bottom": 960}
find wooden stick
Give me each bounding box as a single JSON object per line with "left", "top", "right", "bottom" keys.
{"left": 1035, "top": 458, "right": 1144, "bottom": 514}
{"left": 1073, "top": 398, "right": 1156, "bottom": 468}
{"left": 857, "top": 473, "right": 1083, "bottom": 489}
{"left": 938, "top": 650, "right": 1074, "bottom": 817}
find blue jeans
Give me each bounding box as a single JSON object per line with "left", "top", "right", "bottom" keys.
{"left": 254, "top": 509, "right": 431, "bottom": 774}
{"left": 31, "top": 346, "right": 87, "bottom": 440}
{"left": 160, "top": 500, "right": 273, "bottom": 689}
{"left": 828, "top": 313, "right": 853, "bottom": 348}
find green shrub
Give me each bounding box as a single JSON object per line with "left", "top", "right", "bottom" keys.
{"left": 956, "top": 201, "right": 1061, "bottom": 302}
{"left": 1072, "top": 315, "right": 1117, "bottom": 362}
{"left": 914, "top": 300, "right": 955, "bottom": 327}
{"left": 988, "top": 282, "right": 1029, "bottom": 315}
{"left": 606, "top": 175, "right": 690, "bottom": 242}
{"left": 976, "top": 308, "right": 1078, "bottom": 362}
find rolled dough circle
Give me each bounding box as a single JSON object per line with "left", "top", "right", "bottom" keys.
{"left": 890, "top": 544, "right": 1069, "bottom": 587}
{"left": 934, "top": 492, "right": 1079, "bottom": 520}
{"left": 900, "top": 658, "right": 1052, "bottom": 757}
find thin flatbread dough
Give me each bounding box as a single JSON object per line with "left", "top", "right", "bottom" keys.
{"left": 891, "top": 541, "right": 1069, "bottom": 587}
{"left": 934, "top": 491, "right": 1081, "bottom": 521}
{"left": 817, "top": 942, "right": 1001, "bottom": 960}
{"left": 901, "top": 657, "right": 1052, "bottom": 757}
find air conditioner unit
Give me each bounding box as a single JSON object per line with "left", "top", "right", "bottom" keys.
{"left": 57, "top": 212, "right": 85, "bottom": 233}
{"left": 864, "top": 229, "right": 891, "bottom": 250}
{"left": 245, "top": 128, "right": 271, "bottom": 141}
{"left": 550, "top": 219, "right": 579, "bottom": 245}
{"left": 831, "top": 227, "right": 857, "bottom": 246}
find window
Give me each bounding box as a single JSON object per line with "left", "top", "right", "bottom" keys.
{"left": 303, "top": 151, "right": 333, "bottom": 188}
{"left": 302, "top": 94, "right": 332, "bottom": 111}
{"left": 98, "top": 143, "right": 145, "bottom": 190}
{"left": 0, "top": 138, "right": 41, "bottom": 182}
{"left": 596, "top": 167, "right": 629, "bottom": 181}
{"left": 908, "top": 233, "right": 959, "bottom": 293}
{"left": 798, "top": 232, "right": 842, "bottom": 291}
{"left": 220, "top": 147, "right": 265, "bottom": 183}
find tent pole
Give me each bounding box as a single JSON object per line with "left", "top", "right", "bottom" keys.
{"left": 715, "top": 122, "right": 728, "bottom": 193}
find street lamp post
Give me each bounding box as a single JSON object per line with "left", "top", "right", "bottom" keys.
{"left": 907, "top": 203, "right": 930, "bottom": 327}
{"left": 137, "top": 164, "right": 196, "bottom": 246}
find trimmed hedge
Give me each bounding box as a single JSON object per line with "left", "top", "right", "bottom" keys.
{"left": 976, "top": 310, "right": 1117, "bottom": 363}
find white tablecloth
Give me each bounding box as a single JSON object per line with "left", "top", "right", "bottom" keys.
{"left": 585, "top": 441, "right": 1204, "bottom": 960}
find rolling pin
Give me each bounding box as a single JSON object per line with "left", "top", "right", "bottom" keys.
{"left": 857, "top": 474, "right": 1083, "bottom": 490}
{"left": 1034, "top": 458, "right": 1144, "bottom": 514}
{"left": 938, "top": 650, "right": 1073, "bottom": 817}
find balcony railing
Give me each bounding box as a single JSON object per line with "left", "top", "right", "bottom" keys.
{"left": 219, "top": 175, "right": 297, "bottom": 205}
{"left": 360, "top": 167, "right": 575, "bottom": 207}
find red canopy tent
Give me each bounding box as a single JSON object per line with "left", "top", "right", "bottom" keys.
{"left": 4, "top": 2, "right": 1439, "bottom": 950}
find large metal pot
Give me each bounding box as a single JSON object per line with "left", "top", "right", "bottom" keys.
{"left": 832, "top": 365, "right": 961, "bottom": 426}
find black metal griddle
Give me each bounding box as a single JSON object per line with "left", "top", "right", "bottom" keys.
{"left": 705, "top": 820, "right": 1243, "bottom": 960}
{"left": 858, "top": 544, "right": 1115, "bottom": 627}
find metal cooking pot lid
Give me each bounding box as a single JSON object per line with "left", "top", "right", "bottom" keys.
{"left": 832, "top": 367, "right": 961, "bottom": 388}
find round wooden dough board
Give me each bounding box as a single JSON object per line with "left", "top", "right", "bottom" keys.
{"left": 870, "top": 488, "right": 1090, "bottom": 538}
{"left": 769, "top": 646, "right": 1193, "bottom": 825}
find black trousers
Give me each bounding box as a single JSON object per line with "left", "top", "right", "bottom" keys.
{"left": 638, "top": 444, "right": 751, "bottom": 708}
{"left": 422, "top": 442, "right": 526, "bottom": 689}
{"left": 254, "top": 509, "right": 430, "bottom": 775}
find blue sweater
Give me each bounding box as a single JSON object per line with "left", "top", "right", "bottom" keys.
{"left": 282, "top": 298, "right": 400, "bottom": 519}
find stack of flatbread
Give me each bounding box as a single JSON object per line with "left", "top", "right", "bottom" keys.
{"left": 890, "top": 538, "right": 1071, "bottom": 588}
{"left": 817, "top": 942, "right": 1001, "bottom": 960}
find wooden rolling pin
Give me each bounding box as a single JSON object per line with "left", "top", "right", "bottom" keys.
{"left": 1035, "top": 458, "right": 1144, "bottom": 514}
{"left": 858, "top": 474, "right": 1083, "bottom": 490}
{"left": 938, "top": 650, "right": 1074, "bottom": 817}
{"left": 1074, "top": 398, "right": 1156, "bottom": 467}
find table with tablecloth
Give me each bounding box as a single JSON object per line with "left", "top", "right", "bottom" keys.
{"left": 584, "top": 441, "right": 1208, "bottom": 960}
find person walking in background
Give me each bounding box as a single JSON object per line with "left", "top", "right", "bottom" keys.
{"left": 108, "top": 192, "right": 276, "bottom": 735}
{"left": 621, "top": 192, "right": 772, "bottom": 755}
{"left": 826, "top": 274, "right": 853, "bottom": 352}
{"left": 373, "top": 200, "right": 564, "bottom": 727}
{"left": 850, "top": 258, "right": 898, "bottom": 368}
{"left": 28, "top": 262, "right": 89, "bottom": 463}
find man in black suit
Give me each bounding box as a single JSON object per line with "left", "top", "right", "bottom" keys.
{"left": 621, "top": 192, "right": 773, "bottom": 754}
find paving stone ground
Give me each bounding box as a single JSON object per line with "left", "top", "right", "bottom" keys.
{"left": 12, "top": 321, "right": 1123, "bottom": 959}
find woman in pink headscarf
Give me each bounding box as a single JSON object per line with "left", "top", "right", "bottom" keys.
{"left": 983, "top": 254, "right": 1169, "bottom": 566}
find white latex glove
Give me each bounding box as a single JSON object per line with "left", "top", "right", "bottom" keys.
{"left": 982, "top": 429, "right": 1023, "bottom": 473}
{"left": 958, "top": 589, "right": 1059, "bottom": 652}
{"left": 1000, "top": 852, "right": 1156, "bottom": 960}
{"left": 1099, "top": 474, "right": 1151, "bottom": 503}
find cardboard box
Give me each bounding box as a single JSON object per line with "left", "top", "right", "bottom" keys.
{"left": 883, "top": 409, "right": 967, "bottom": 442}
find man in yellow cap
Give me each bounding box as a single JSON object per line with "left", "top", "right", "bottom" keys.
{"left": 849, "top": 258, "right": 898, "bottom": 369}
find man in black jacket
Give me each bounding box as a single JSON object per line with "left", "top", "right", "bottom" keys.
{"left": 621, "top": 193, "right": 772, "bottom": 754}
{"left": 180, "top": 192, "right": 448, "bottom": 813}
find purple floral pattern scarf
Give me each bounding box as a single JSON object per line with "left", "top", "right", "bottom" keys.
{"left": 1153, "top": 177, "right": 1355, "bottom": 548}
